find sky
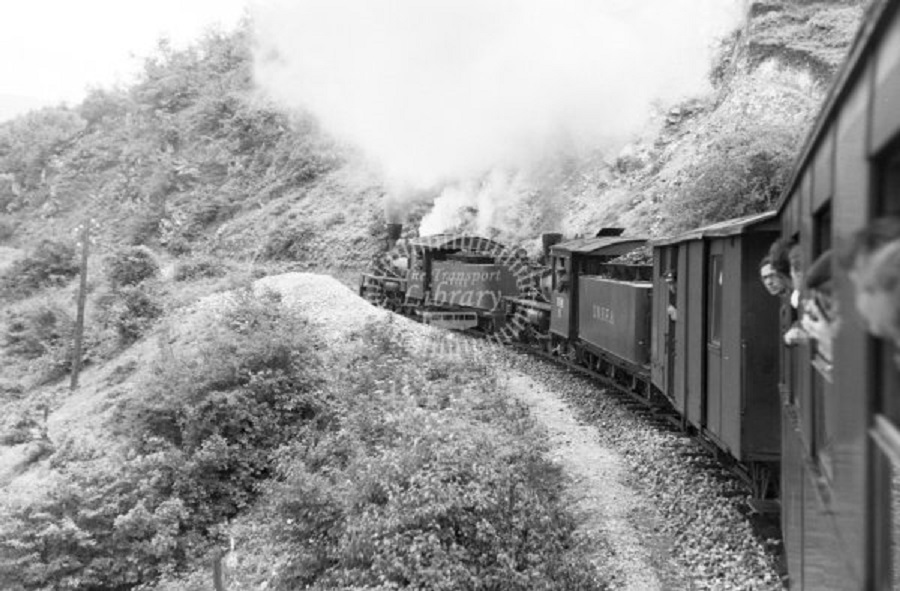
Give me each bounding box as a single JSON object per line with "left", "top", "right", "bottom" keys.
{"left": 0, "top": 0, "right": 249, "bottom": 121}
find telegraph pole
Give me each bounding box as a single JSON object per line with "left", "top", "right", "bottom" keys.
{"left": 70, "top": 220, "right": 91, "bottom": 390}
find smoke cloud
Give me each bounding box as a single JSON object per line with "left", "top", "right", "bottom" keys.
{"left": 251, "top": 0, "right": 745, "bottom": 234}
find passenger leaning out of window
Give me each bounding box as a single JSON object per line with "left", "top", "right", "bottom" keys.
{"left": 801, "top": 250, "right": 837, "bottom": 362}
{"left": 843, "top": 216, "right": 900, "bottom": 368}
{"left": 759, "top": 256, "right": 791, "bottom": 297}
{"left": 783, "top": 242, "right": 812, "bottom": 346}
{"left": 665, "top": 270, "right": 678, "bottom": 322}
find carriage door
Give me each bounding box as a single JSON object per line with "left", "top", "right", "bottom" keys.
{"left": 705, "top": 244, "right": 725, "bottom": 435}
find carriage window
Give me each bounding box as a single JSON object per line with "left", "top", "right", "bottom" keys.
{"left": 814, "top": 206, "right": 832, "bottom": 253}
{"left": 809, "top": 203, "right": 835, "bottom": 478}
{"left": 872, "top": 143, "right": 900, "bottom": 588}
{"left": 708, "top": 255, "right": 723, "bottom": 345}
{"left": 875, "top": 147, "right": 900, "bottom": 424}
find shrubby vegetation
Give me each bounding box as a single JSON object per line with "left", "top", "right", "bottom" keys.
{"left": 3, "top": 300, "right": 72, "bottom": 360}
{"left": 0, "top": 25, "right": 347, "bottom": 265}
{"left": 0, "top": 107, "right": 85, "bottom": 201}
{"left": 173, "top": 256, "right": 227, "bottom": 282}
{"left": 155, "top": 320, "right": 603, "bottom": 591}
{"left": 662, "top": 122, "right": 799, "bottom": 232}
{"left": 0, "top": 240, "right": 79, "bottom": 300}
{"left": 95, "top": 286, "right": 163, "bottom": 346}
{"left": 0, "top": 306, "right": 604, "bottom": 590}
{"left": 0, "top": 288, "right": 328, "bottom": 589}
{"left": 104, "top": 246, "right": 159, "bottom": 288}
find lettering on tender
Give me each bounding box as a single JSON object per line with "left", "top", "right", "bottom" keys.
{"left": 592, "top": 304, "right": 615, "bottom": 325}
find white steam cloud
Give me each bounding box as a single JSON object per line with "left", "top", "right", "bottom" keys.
{"left": 251, "top": 0, "right": 745, "bottom": 234}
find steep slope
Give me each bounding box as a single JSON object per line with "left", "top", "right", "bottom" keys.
{"left": 0, "top": 29, "right": 386, "bottom": 274}
{"left": 561, "top": 0, "right": 866, "bottom": 237}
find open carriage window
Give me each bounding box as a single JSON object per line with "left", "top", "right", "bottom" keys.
{"left": 870, "top": 140, "right": 900, "bottom": 589}
{"left": 808, "top": 202, "right": 835, "bottom": 480}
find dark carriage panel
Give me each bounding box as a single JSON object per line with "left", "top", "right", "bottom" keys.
{"left": 686, "top": 240, "right": 706, "bottom": 428}
{"left": 674, "top": 247, "right": 689, "bottom": 412}
{"left": 706, "top": 242, "right": 725, "bottom": 442}
{"left": 872, "top": 10, "right": 900, "bottom": 153}
{"left": 699, "top": 232, "right": 780, "bottom": 461}
{"left": 577, "top": 277, "right": 652, "bottom": 367}
{"left": 782, "top": 410, "right": 805, "bottom": 590}
{"left": 828, "top": 60, "right": 875, "bottom": 583}
{"left": 550, "top": 291, "right": 571, "bottom": 339}
{"left": 738, "top": 235, "right": 781, "bottom": 461}
{"left": 718, "top": 239, "right": 743, "bottom": 455}
{"left": 651, "top": 255, "right": 666, "bottom": 391}
{"left": 812, "top": 130, "right": 835, "bottom": 211}
{"left": 801, "top": 466, "right": 860, "bottom": 590}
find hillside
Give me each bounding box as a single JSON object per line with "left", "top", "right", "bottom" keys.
{"left": 0, "top": 2, "right": 865, "bottom": 262}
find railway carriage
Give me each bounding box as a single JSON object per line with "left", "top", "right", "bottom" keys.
{"left": 651, "top": 213, "right": 782, "bottom": 498}
{"left": 772, "top": 0, "right": 900, "bottom": 587}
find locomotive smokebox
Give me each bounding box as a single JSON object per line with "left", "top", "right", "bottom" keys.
{"left": 384, "top": 222, "right": 403, "bottom": 251}
{"left": 541, "top": 233, "right": 563, "bottom": 262}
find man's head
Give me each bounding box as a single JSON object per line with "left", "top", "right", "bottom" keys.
{"left": 768, "top": 238, "right": 794, "bottom": 276}
{"left": 852, "top": 239, "right": 900, "bottom": 345}
{"left": 841, "top": 217, "right": 900, "bottom": 345}
{"left": 759, "top": 257, "right": 789, "bottom": 296}
{"left": 843, "top": 216, "right": 900, "bottom": 283}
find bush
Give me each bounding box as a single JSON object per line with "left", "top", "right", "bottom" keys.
{"left": 123, "top": 208, "right": 162, "bottom": 246}
{"left": 213, "top": 324, "right": 604, "bottom": 591}
{"left": 96, "top": 286, "right": 163, "bottom": 345}
{"left": 263, "top": 417, "right": 599, "bottom": 591}
{"left": 3, "top": 301, "right": 73, "bottom": 360}
{"left": 0, "top": 413, "right": 39, "bottom": 446}
{"left": 0, "top": 240, "right": 79, "bottom": 299}
{"left": 260, "top": 222, "right": 317, "bottom": 261}
{"left": 123, "top": 286, "right": 327, "bottom": 519}
{"left": 105, "top": 246, "right": 159, "bottom": 288}
{"left": 173, "top": 256, "right": 226, "bottom": 281}
{"left": 0, "top": 289, "right": 327, "bottom": 590}
{"left": 662, "top": 124, "right": 798, "bottom": 233}
{"left": 0, "top": 453, "right": 196, "bottom": 590}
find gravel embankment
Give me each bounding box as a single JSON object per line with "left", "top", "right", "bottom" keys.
{"left": 504, "top": 354, "right": 784, "bottom": 591}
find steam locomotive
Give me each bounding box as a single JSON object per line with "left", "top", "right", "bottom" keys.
{"left": 360, "top": 1, "right": 900, "bottom": 588}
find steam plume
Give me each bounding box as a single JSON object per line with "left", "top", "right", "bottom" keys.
{"left": 251, "top": 0, "right": 744, "bottom": 233}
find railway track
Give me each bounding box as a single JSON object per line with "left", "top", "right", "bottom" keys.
{"left": 501, "top": 338, "right": 780, "bottom": 510}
